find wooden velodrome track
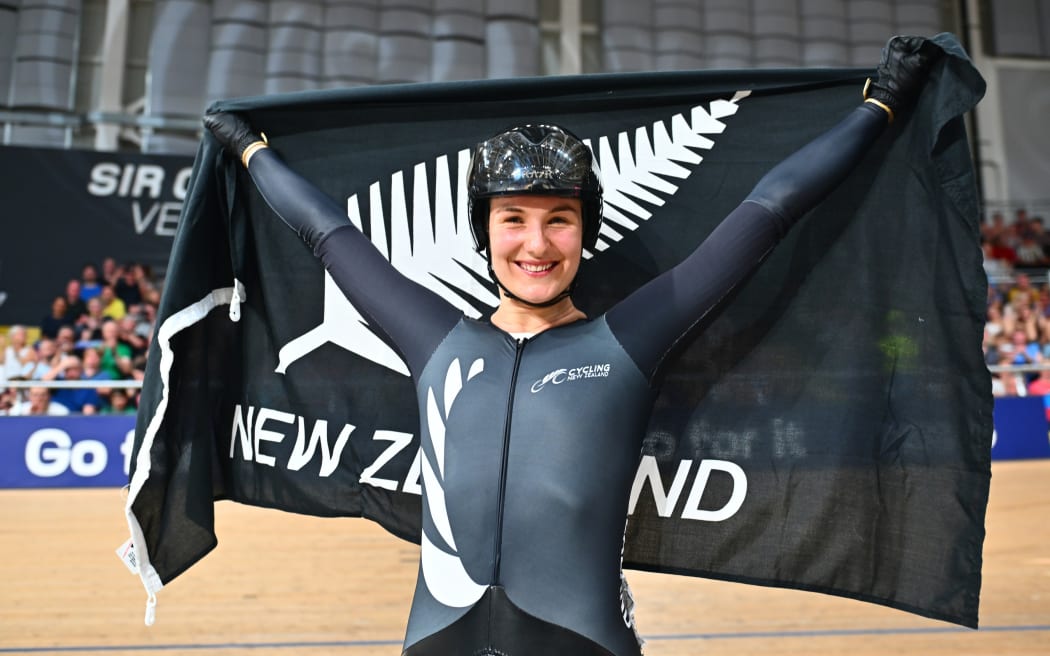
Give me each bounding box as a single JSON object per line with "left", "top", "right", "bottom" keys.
{"left": 1, "top": 460, "right": 1047, "bottom": 655}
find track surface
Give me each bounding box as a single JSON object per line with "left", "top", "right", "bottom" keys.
{"left": 1, "top": 460, "right": 1047, "bottom": 655}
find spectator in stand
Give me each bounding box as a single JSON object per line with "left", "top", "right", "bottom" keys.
{"left": 985, "top": 302, "right": 1004, "bottom": 339}
{"left": 64, "top": 279, "right": 87, "bottom": 324}
{"left": 102, "top": 388, "right": 137, "bottom": 415}
{"left": 3, "top": 325, "right": 30, "bottom": 381}
{"left": 55, "top": 325, "right": 76, "bottom": 358}
{"left": 100, "top": 284, "right": 127, "bottom": 320}
{"left": 44, "top": 354, "right": 101, "bottom": 414}
{"left": 989, "top": 236, "right": 1018, "bottom": 267}
{"left": 98, "top": 319, "right": 133, "bottom": 379}
{"left": 80, "top": 263, "right": 103, "bottom": 301}
{"left": 982, "top": 241, "right": 1012, "bottom": 280}
{"left": 1015, "top": 233, "right": 1048, "bottom": 267}
{"left": 992, "top": 369, "right": 1026, "bottom": 397}
{"left": 8, "top": 386, "right": 69, "bottom": 416}
{"left": 1008, "top": 273, "right": 1036, "bottom": 308}
{"left": 76, "top": 296, "right": 106, "bottom": 342}
{"left": 0, "top": 386, "right": 15, "bottom": 414}
{"left": 132, "top": 263, "right": 161, "bottom": 306}
{"left": 1013, "top": 303, "right": 1040, "bottom": 345}
{"left": 981, "top": 211, "right": 1007, "bottom": 244}
{"left": 115, "top": 263, "right": 143, "bottom": 307}
{"left": 117, "top": 314, "right": 147, "bottom": 358}
{"left": 1006, "top": 328, "right": 1040, "bottom": 367}
{"left": 40, "top": 296, "right": 75, "bottom": 339}
{"left": 20, "top": 338, "right": 60, "bottom": 380}
{"left": 81, "top": 346, "right": 114, "bottom": 397}
{"left": 102, "top": 256, "right": 121, "bottom": 287}
{"left": 1026, "top": 217, "right": 1050, "bottom": 261}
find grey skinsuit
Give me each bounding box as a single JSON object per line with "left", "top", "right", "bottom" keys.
{"left": 242, "top": 102, "right": 889, "bottom": 655}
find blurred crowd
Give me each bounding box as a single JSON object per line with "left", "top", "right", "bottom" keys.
{"left": 0, "top": 257, "right": 160, "bottom": 415}
{"left": 981, "top": 208, "right": 1050, "bottom": 399}
{"left": 0, "top": 208, "right": 1047, "bottom": 414}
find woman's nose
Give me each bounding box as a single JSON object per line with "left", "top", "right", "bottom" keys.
{"left": 523, "top": 223, "right": 548, "bottom": 252}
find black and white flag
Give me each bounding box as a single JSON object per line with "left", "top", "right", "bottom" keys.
{"left": 126, "top": 34, "right": 991, "bottom": 628}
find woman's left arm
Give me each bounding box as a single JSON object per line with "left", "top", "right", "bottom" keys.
{"left": 607, "top": 35, "right": 940, "bottom": 383}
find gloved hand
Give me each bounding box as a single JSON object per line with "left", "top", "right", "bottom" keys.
{"left": 202, "top": 112, "right": 267, "bottom": 167}
{"left": 864, "top": 35, "right": 941, "bottom": 121}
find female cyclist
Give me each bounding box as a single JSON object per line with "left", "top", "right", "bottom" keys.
{"left": 204, "top": 35, "right": 937, "bottom": 656}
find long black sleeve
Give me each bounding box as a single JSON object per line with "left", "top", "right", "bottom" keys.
{"left": 245, "top": 150, "right": 462, "bottom": 376}
{"left": 607, "top": 103, "right": 889, "bottom": 382}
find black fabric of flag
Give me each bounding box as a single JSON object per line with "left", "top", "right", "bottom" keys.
{"left": 127, "top": 33, "right": 990, "bottom": 628}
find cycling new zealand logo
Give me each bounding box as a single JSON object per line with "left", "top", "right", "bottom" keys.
{"left": 530, "top": 363, "right": 612, "bottom": 393}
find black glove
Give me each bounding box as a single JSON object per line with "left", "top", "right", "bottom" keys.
{"left": 865, "top": 35, "right": 940, "bottom": 120}
{"left": 202, "top": 112, "right": 267, "bottom": 166}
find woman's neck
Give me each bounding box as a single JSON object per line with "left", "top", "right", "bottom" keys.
{"left": 490, "top": 296, "right": 585, "bottom": 336}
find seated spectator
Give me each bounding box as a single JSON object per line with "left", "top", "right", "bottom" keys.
{"left": 101, "top": 388, "right": 137, "bottom": 415}
{"left": 3, "top": 325, "right": 30, "bottom": 381}
{"left": 98, "top": 319, "right": 133, "bottom": 379}
{"left": 989, "top": 236, "right": 1018, "bottom": 267}
{"left": 100, "top": 284, "right": 127, "bottom": 320}
{"left": 1008, "top": 273, "right": 1035, "bottom": 307}
{"left": 20, "top": 338, "right": 60, "bottom": 380}
{"left": 132, "top": 263, "right": 161, "bottom": 306}
{"left": 41, "top": 296, "right": 75, "bottom": 339}
{"left": 982, "top": 241, "right": 1012, "bottom": 280}
{"left": 115, "top": 264, "right": 143, "bottom": 307}
{"left": 44, "top": 354, "right": 101, "bottom": 414}
{"left": 1004, "top": 329, "right": 1041, "bottom": 367}
{"left": 55, "top": 326, "right": 76, "bottom": 358}
{"left": 991, "top": 361, "right": 1027, "bottom": 397}
{"left": 981, "top": 211, "right": 1007, "bottom": 243}
{"left": 80, "top": 263, "right": 102, "bottom": 301}
{"left": 64, "top": 279, "right": 87, "bottom": 323}
{"left": 81, "top": 346, "right": 114, "bottom": 385}
{"left": 0, "top": 386, "right": 16, "bottom": 414}
{"left": 102, "top": 256, "right": 120, "bottom": 287}
{"left": 117, "top": 315, "right": 147, "bottom": 357}
{"left": 76, "top": 296, "right": 106, "bottom": 342}
{"left": 1015, "top": 233, "right": 1048, "bottom": 267}
{"left": 985, "top": 302, "right": 1005, "bottom": 339}
{"left": 1013, "top": 303, "right": 1040, "bottom": 344}
{"left": 8, "top": 387, "right": 69, "bottom": 416}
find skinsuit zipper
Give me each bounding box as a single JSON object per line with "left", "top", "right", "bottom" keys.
{"left": 492, "top": 336, "right": 527, "bottom": 583}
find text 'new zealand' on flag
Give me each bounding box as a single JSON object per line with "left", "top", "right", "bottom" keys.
{"left": 125, "top": 33, "right": 990, "bottom": 629}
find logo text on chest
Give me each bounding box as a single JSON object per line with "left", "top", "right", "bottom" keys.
{"left": 530, "top": 363, "right": 612, "bottom": 393}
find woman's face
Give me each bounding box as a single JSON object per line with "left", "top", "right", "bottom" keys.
{"left": 488, "top": 195, "right": 583, "bottom": 307}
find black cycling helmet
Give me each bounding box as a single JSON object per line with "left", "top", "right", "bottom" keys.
{"left": 467, "top": 124, "right": 604, "bottom": 253}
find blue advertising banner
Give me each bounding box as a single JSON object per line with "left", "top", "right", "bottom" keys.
{"left": 991, "top": 396, "right": 1050, "bottom": 460}
{"left": 0, "top": 416, "right": 136, "bottom": 488}
{"left": 0, "top": 394, "right": 1045, "bottom": 489}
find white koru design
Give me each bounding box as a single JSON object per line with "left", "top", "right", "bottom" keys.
{"left": 420, "top": 357, "right": 487, "bottom": 607}
{"left": 276, "top": 91, "right": 751, "bottom": 376}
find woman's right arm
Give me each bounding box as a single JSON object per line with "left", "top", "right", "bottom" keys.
{"left": 204, "top": 114, "right": 461, "bottom": 374}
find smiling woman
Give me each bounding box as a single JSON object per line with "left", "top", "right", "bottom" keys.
{"left": 487, "top": 195, "right": 586, "bottom": 332}
{"left": 200, "top": 34, "right": 938, "bottom": 656}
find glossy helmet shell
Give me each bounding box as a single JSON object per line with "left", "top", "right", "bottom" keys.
{"left": 467, "top": 124, "right": 603, "bottom": 253}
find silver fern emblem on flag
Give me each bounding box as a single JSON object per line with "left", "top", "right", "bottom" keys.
{"left": 276, "top": 92, "right": 750, "bottom": 375}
